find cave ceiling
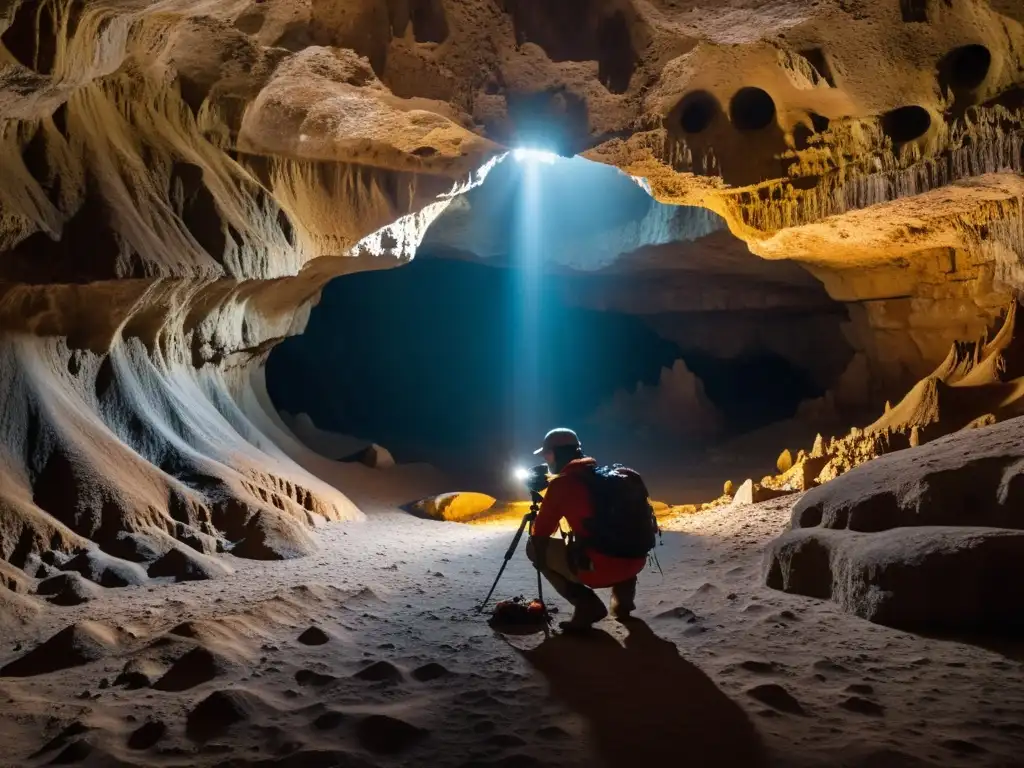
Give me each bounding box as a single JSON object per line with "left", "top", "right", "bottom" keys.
{"left": 0, "top": 0, "right": 1018, "bottom": 423}
{"left": 2, "top": 1, "right": 1021, "bottom": 285}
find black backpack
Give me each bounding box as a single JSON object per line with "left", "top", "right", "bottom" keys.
{"left": 576, "top": 464, "right": 659, "bottom": 559}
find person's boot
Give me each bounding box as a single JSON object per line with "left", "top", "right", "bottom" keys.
{"left": 559, "top": 583, "right": 608, "bottom": 632}
{"left": 610, "top": 577, "right": 637, "bottom": 621}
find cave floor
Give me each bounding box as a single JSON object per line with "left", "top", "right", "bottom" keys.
{"left": 2, "top": 499, "right": 1023, "bottom": 768}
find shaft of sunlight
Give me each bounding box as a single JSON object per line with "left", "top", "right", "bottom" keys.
{"left": 511, "top": 151, "right": 546, "bottom": 452}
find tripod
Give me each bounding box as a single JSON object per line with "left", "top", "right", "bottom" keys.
{"left": 476, "top": 490, "right": 547, "bottom": 619}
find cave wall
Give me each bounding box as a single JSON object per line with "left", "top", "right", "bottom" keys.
{"left": 0, "top": 0, "right": 1022, "bottom": 568}
{"left": 0, "top": 0, "right": 505, "bottom": 564}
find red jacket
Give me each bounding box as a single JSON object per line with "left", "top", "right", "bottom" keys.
{"left": 531, "top": 458, "right": 646, "bottom": 588}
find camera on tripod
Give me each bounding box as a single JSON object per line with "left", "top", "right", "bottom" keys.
{"left": 477, "top": 462, "right": 553, "bottom": 617}
{"left": 514, "top": 464, "right": 550, "bottom": 494}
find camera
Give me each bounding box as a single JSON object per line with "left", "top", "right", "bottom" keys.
{"left": 514, "top": 463, "right": 550, "bottom": 494}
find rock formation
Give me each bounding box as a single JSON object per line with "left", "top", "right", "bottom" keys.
{"left": 590, "top": 358, "right": 722, "bottom": 442}
{"left": 694, "top": 297, "right": 1022, "bottom": 514}
{"left": 758, "top": 297, "right": 1024, "bottom": 495}
{"left": 765, "top": 414, "right": 1024, "bottom": 631}
{"left": 761, "top": 302, "right": 1024, "bottom": 630}
{"left": 1, "top": 0, "right": 1023, "bottom": 589}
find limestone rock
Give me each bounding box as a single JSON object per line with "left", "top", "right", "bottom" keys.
{"left": 36, "top": 572, "right": 104, "bottom": 606}
{"left": 147, "top": 547, "right": 233, "bottom": 582}
{"left": 590, "top": 359, "right": 721, "bottom": 440}
{"left": 765, "top": 526, "right": 1024, "bottom": 631}
{"left": 61, "top": 550, "right": 148, "bottom": 588}
{"left": 0, "top": 560, "right": 32, "bottom": 594}
{"left": 764, "top": 453, "right": 832, "bottom": 494}
{"left": 776, "top": 449, "right": 793, "bottom": 474}
{"left": 0, "top": 588, "right": 41, "bottom": 626}
{"left": 342, "top": 444, "right": 396, "bottom": 469}
{"left": 734, "top": 479, "right": 794, "bottom": 506}
{"left": 755, "top": 300, "right": 1024, "bottom": 505}
{"left": 0, "top": 621, "right": 121, "bottom": 677}
{"left": 115, "top": 659, "right": 166, "bottom": 690}
{"left": 810, "top": 434, "right": 825, "bottom": 458}
{"left": 734, "top": 479, "right": 756, "bottom": 505}
{"left": 791, "top": 418, "right": 1024, "bottom": 533}
{"left": 231, "top": 511, "right": 318, "bottom": 561}
{"left": 1, "top": 0, "right": 1024, "bottom": 576}
{"left": 768, "top": 417, "right": 1024, "bottom": 630}
{"left": 406, "top": 492, "right": 498, "bottom": 523}
{"left": 174, "top": 523, "right": 223, "bottom": 556}
{"left": 154, "top": 647, "right": 234, "bottom": 692}
{"left": 965, "top": 413, "right": 998, "bottom": 430}
{"left": 102, "top": 532, "right": 175, "bottom": 564}
{"left": 186, "top": 689, "right": 268, "bottom": 743}
{"left": 297, "top": 627, "right": 330, "bottom": 646}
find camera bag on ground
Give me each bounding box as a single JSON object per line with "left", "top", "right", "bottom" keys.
{"left": 488, "top": 596, "right": 554, "bottom": 634}
{"left": 576, "top": 464, "right": 659, "bottom": 559}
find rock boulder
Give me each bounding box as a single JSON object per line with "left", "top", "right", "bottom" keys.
{"left": 766, "top": 526, "right": 1024, "bottom": 631}
{"left": 767, "top": 417, "right": 1024, "bottom": 632}
{"left": 231, "top": 511, "right": 318, "bottom": 561}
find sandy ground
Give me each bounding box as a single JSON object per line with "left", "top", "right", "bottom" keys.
{"left": 2, "top": 496, "right": 1024, "bottom": 768}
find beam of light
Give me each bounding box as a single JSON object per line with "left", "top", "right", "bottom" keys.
{"left": 514, "top": 467, "right": 530, "bottom": 481}
{"left": 510, "top": 148, "right": 547, "bottom": 455}
{"left": 513, "top": 148, "right": 557, "bottom": 165}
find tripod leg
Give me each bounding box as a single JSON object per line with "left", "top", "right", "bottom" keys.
{"left": 476, "top": 559, "right": 510, "bottom": 613}
{"left": 476, "top": 511, "right": 533, "bottom": 613}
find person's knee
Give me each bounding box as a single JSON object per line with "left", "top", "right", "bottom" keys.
{"left": 525, "top": 538, "right": 537, "bottom": 563}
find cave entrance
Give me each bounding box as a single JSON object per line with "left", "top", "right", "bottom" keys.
{"left": 267, "top": 256, "right": 683, "bottom": 478}
{"left": 267, "top": 153, "right": 849, "bottom": 487}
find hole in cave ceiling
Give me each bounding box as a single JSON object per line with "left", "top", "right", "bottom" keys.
{"left": 938, "top": 44, "right": 992, "bottom": 94}
{"left": 730, "top": 87, "right": 777, "bottom": 131}
{"left": 504, "top": 0, "right": 638, "bottom": 95}
{"left": 678, "top": 91, "right": 720, "bottom": 135}
{"left": 882, "top": 105, "right": 932, "bottom": 144}
{"left": 267, "top": 154, "right": 845, "bottom": 475}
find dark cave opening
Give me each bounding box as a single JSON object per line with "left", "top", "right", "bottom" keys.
{"left": 730, "top": 87, "right": 777, "bottom": 131}
{"left": 267, "top": 257, "right": 826, "bottom": 471}
{"left": 266, "top": 256, "right": 683, "bottom": 467}
{"left": 677, "top": 90, "right": 720, "bottom": 135}
{"left": 679, "top": 349, "right": 824, "bottom": 434}
{"left": 882, "top": 105, "right": 932, "bottom": 144}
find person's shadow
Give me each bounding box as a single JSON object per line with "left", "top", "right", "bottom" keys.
{"left": 517, "top": 619, "right": 767, "bottom": 767}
